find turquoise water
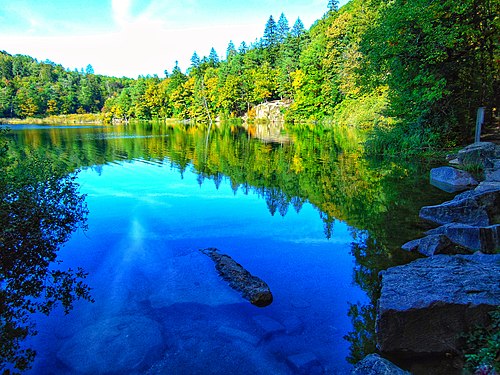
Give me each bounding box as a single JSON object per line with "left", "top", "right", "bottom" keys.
{"left": 3, "top": 124, "right": 451, "bottom": 374}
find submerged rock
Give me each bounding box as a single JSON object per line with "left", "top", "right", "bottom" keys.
{"left": 376, "top": 253, "right": 500, "bottom": 356}
{"left": 58, "top": 315, "right": 162, "bottom": 374}
{"left": 286, "top": 352, "right": 322, "bottom": 374}
{"left": 430, "top": 166, "right": 478, "bottom": 192}
{"left": 351, "top": 354, "right": 410, "bottom": 375}
{"left": 200, "top": 248, "right": 273, "bottom": 307}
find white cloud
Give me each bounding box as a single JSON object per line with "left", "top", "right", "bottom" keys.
{"left": 112, "top": 0, "right": 132, "bottom": 26}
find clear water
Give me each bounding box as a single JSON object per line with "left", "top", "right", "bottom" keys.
{"left": 3, "top": 123, "right": 452, "bottom": 374}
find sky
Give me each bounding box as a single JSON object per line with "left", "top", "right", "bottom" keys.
{"left": 0, "top": 0, "right": 348, "bottom": 78}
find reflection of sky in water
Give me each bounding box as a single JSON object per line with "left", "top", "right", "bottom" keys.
{"left": 27, "top": 159, "right": 368, "bottom": 374}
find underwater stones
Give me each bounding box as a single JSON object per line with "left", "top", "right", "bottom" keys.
{"left": 57, "top": 315, "right": 162, "bottom": 374}
{"left": 352, "top": 354, "right": 410, "bottom": 375}
{"left": 200, "top": 248, "right": 273, "bottom": 307}
{"left": 430, "top": 166, "right": 478, "bottom": 192}
{"left": 283, "top": 316, "right": 304, "bottom": 335}
{"left": 217, "top": 326, "right": 260, "bottom": 346}
{"left": 253, "top": 315, "right": 285, "bottom": 338}
{"left": 286, "top": 352, "right": 322, "bottom": 374}
{"left": 376, "top": 254, "right": 500, "bottom": 356}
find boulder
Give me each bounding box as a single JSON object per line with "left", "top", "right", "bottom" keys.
{"left": 430, "top": 166, "right": 478, "bottom": 192}
{"left": 419, "top": 188, "right": 500, "bottom": 226}
{"left": 200, "top": 248, "right": 273, "bottom": 307}
{"left": 401, "top": 234, "right": 466, "bottom": 256}
{"left": 286, "top": 352, "right": 322, "bottom": 374}
{"left": 376, "top": 253, "right": 500, "bottom": 356}
{"left": 457, "top": 142, "right": 498, "bottom": 169}
{"left": 351, "top": 354, "right": 410, "bottom": 375}
{"left": 426, "top": 223, "right": 500, "bottom": 253}
{"left": 58, "top": 316, "right": 162, "bottom": 373}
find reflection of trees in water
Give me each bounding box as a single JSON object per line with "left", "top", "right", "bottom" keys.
{"left": 0, "top": 134, "right": 92, "bottom": 373}
{"left": 6, "top": 122, "right": 453, "bottom": 368}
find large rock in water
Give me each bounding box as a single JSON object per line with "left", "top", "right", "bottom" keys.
{"left": 419, "top": 188, "right": 500, "bottom": 226}
{"left": 351, "top": 354, "right": 410, "bottom": 375}
{"left": 200, "top": 248, "right": 273, "bottom": 307}
{"left": 430, "top": 166, "right": 478, "bottom": 192}
{"left": 376, "top": 253, "right": 500, "bottom": 356}
{"left": 58, "top": 315, "right": 162, "bottom": 373}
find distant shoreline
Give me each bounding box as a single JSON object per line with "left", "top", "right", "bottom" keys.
{"left": 0, "top": 114, "right": 104, "bottom": 125}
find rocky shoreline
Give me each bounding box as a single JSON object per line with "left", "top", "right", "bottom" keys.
{"left": 353, "top": 142, "right": 500, "bottom": 374}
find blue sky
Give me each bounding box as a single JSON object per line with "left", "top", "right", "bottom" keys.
{"left": 0, "top": 0, "right": 348, "bottom": 78}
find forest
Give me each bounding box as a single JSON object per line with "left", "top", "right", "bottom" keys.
{"left": 0, "top": 0, "right": 498, "bottom": 154}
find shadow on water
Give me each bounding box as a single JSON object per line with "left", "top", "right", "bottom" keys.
{"left": 0, "top": 129, "right": 93, "bottom": 374}
{"left": 3, "top": 122, "right": 454, "bottom": 373}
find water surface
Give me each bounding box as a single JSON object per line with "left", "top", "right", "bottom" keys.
{"left": 4, "top": 123, "right": 452, "bottom": 374}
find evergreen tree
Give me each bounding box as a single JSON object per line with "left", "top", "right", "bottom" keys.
{"left": 190, "top": 52, "right": 200, "bottom": 68}
{"left": 226, "top": 41, "right": 237, "bottom": 59}
{"left": 85, "top": 64, "right": 94, "bottom": 75}
{"left": 262, "top": 15, "right": 278, "bottom": 48}
{"left": 277, "top": 13, "right": 290, "bottom": 43}
{"left": 208, "top": 47, "right": 219, "bottom": 66}
{"left": 328, "top": 0, "right": 339, "bottom": 12}
{"left": 291, "top": 18, "right": 305, "bottom": 37}
{"left": 238, "top": 41, "right": 248, "bottom": 54}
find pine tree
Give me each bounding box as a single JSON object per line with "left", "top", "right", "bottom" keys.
{"left": 190, "top": 52, "right": 200, "bottom": 68}
{"left": 238, "top": 41, "right": 248, "bottom": 54}
{"left": 277, "top": 13, "right": 290, "bottom": 43}
{"left": 291, "top": 18, "right": 305, "bottom": 38}
{"left": 262, "top": 15, "right": 278, "bottom": 48}
{"left": 208, "top": 47, "right": 219, "bottom": 66}
{"left": 226, "top": 41, "right": 237, "bottom": 59}
{"left": 328, "top": 0, "right": 339, "bottom": 12}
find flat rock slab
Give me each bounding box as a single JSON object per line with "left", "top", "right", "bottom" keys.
{"left": 377, "top": 254, "right": 500, "bottom": 355}
{"left": 401, "top": 234, "right": 468, "bottom": 256}
{"left": 430, "top": 166, "right": 478, "bottom": 192}
{"left": 419, "top": 188, "right": 500, "bottom": 226}
{"left": 351, "top": 354, "right": 410, "bottom": 375}
{"left": 200, "top": 248, "right": 273, "bottom": 307}
{"left": 253, "top": 315, "right": 285, "bottom": 337}
{"left": 427, "top": 223, "right": 500, "bottom": 253}
{"left": 217, "top": 326, "right": 260, "bottom": 346}
{"left": 148, "top": 251, "right": 242, "bottom": 309}
{"left": 58, "top": 315, "right": 162, "bottom": 374}
{"left": 286, "top": 352, "right": 322, "bottom": 374}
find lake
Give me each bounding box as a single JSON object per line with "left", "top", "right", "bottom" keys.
{"left": 3, "top": 122, "right": 452, "bottom": 374}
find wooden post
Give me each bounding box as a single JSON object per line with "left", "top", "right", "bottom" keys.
{"left": 475, "top": 107, "right": 485, "bottom": 143}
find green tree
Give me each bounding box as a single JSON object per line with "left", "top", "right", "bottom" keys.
{"left": 277, "top": 13, "right": 290, "bottom": 43}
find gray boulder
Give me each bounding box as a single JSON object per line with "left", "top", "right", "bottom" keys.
{"left": 457, "top": 142, "right": 498, "bottom": 169}
{"left": 419, "top": 188, "right": 500, "bottom": 226}
{"left": 376, "top": 253, "right": 500, "bottom": 355}
{"left": 200, "top": 248, "right": 273, "bottom": 307}
{"left": 427, "top": 223, "right": 500, "bottom": 253}
{"left": 351, "top": 354, "right": 410, "bottom": 375}
{"left": 401, "top": 234, "right": 468, "bottom": 256}
{"left": 430, "top": 166, "right": 478, "bottom": 192}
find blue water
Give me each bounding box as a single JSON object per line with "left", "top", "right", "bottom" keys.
{"left": 26, "top": 159, "right": 367, "bottom": 374}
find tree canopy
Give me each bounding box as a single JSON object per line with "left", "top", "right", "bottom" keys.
{"left": 1, "top": 0, "right": 498, "bottom": 153}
